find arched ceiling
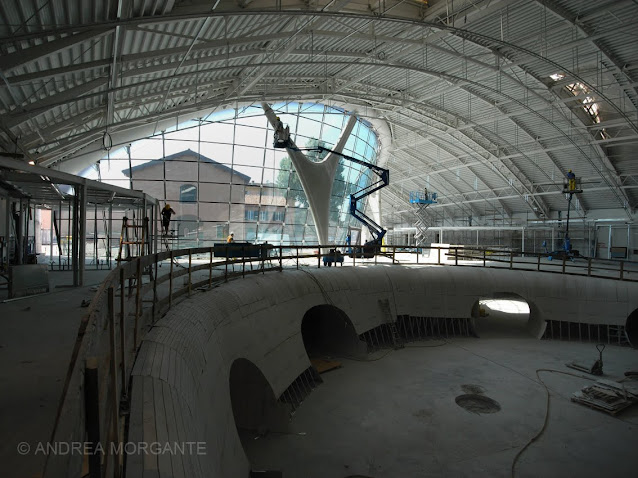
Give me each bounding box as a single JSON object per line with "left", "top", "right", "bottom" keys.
{"left": 1, "top": 0, "right": 637, "bottom": 225}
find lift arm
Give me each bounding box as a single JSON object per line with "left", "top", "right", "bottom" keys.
{"left": 302, "top": 146, "right": 389, "bottom": 245}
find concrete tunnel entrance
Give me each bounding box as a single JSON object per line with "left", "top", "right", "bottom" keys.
{"left": 229, "top": 358, "right": 288, "bottom": 455}
{"left": 471, "top": 294, "right": 532, "bottom": 337}
{"left": 301, "top": 305, "right": 367, "bottom": 359}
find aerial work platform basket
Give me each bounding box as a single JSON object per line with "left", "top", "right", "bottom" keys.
{"left": 409, "top": 191, "right": 438, "bottom": 204}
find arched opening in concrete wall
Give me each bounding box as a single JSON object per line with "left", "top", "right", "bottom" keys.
{"left": 471, "top": 293, "right": 531, "bottom": 337}
{"left": 301, "top": 305, "right": 366, "bottom": 359}
{"left": 626, "top": 308, "right": 638, "bottom": 347}
{"left": 229, "top": 358, "right": 287, "bottom": 456}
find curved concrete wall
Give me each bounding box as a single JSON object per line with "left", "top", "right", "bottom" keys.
{"left": 126, "top": 266, "right": 638, "bottom": 477}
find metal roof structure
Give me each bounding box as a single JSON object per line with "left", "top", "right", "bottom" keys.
{"left": 1, "top": 0, "right": 637, "bottom": 225}
{"left": 0, "top": 154, "right": 157, "bottom": 207}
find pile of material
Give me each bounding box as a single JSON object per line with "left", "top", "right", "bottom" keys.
{"left": 572, "top": 379, "right": 638, "bottom": 415}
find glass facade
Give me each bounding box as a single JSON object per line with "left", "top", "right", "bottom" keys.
{"left": 88, "top": 102, "right": 379, "bottom": 246}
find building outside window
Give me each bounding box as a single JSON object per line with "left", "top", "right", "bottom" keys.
{"left": 180, "top": 184, "right": 197, "bottom": 202}
{"left": 93, "top": 102, "right": 379, "bottom": 246}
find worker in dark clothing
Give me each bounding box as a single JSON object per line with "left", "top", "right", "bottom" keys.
{"left": 273, "top": 116, "right": 290, "bottom": 147}
{"left": 227, "top": 232, "right": 234, "bottom": 243}
{"left": 567, "top": 169, "right": 576, "bottom": 191}
{"left": 161, "top": 204, "right": 176, "bottom": 235}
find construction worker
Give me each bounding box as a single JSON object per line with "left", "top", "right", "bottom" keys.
{"left": 161, "top": 204, "right": 176, "bottom": 235}
{"left": 567, "top": 169, "right": 576, "bottom": 191}
{"left": 273, "top": 116, "right": 290, "bottom": 147}
{"left": 226, "top": 232, "right": 234, "bottom": 243}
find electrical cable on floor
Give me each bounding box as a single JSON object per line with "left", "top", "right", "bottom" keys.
{"left": 510, "top": 368, "right": 596, "bottom": 478}
{"left": 450, "top": 339, "right": 637, "bottom": 476}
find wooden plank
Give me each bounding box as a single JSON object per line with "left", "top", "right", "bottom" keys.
{"left": 310, "top": 358, "right": 342, "bottom": 374}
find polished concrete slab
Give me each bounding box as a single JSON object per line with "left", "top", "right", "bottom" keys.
{"left": 242, "top": 328, "right": 638, "bottom": 478}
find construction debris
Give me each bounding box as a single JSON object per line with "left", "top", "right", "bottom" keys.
{"left": 572, "top": 379, "right": 638, "bottom": 415}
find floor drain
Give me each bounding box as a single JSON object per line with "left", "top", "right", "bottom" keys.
{"left": 455, "top": 394, "right": 501, "bottom": 414}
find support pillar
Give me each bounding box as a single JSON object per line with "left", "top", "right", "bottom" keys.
{"left": 79, "top": 185, "right": 87, "bottom": 286}
{"left": 262, "top": 102, "right": 356, "bottom": 251}
{"left": 72, "top": 191, "right": 79, "bottom": 286}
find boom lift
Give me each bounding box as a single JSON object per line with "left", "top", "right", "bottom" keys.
{"left": 301, "top": 145, "right": 389, "bottom": 257}
{"left": 547, "top": 173, "right": 583, "bottom": 260}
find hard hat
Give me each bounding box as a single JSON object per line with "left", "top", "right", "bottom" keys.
{"left": 568, "top": 169, "right": 572, "bottom": 173}
{"left": 165, "top": 203, "right": 170, "bottom": 208}
{"left": 230, "top": 232, "right": 234, "bottom": 235}
{"left": 276, "top": 116, "right": 280, "bottom": 120}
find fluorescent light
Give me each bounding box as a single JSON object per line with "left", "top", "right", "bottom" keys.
{"left": 28, "top": 160, "right": 36, "bottom": 165}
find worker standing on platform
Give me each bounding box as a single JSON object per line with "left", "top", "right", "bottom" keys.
{"left": 227, "top": 232, "right": 234, "bottom": 243}
{"left": 567, "top": 169, "right": 576, "bottom": 191}
{"left": 273, "top": 116, "right": 290, "bottom": 147}
{"left": 161, "top": 204, "right": 176, "bottom": 235}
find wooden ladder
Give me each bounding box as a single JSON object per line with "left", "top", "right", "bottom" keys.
{"left": 117, "top": 216, "right": 151, "bottom": 263}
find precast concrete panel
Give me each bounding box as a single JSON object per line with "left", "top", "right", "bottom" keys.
{"left": 128, "top": 266, "right": 638, "bottom": 477}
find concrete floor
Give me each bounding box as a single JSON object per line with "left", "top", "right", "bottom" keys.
{"left": 242, "top": 319, "right": 638, "bottom": 478}
{"left": 0, "top": 269, "right": 111, "bottom": 478}
{"left": 1, "top": 257, "right": 636, "bottom": 478}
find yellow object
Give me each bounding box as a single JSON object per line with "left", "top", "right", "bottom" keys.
{"left": 164, "top": 204, "right": 171, "bottom": 209}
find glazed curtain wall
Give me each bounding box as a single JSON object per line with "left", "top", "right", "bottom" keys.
{"left": 87, "top": 103, "right": 379, "bottom": 246}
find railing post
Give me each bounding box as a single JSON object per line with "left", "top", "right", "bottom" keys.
{"left": 296, "top": 246, "right": 299, "bottom": 270}
{"left": 225, "top": 248, "right": 229, "bottom": 281}
{"left": 169, "top": 251, "right": 174, "bottom": 307}
{"left": 116, "top": 285, "right": 127, "bottom": 398}
{"left": 587, "top": 258, "right": 592, "bottom": 276}
{"left": 437, "top": 247, "right": 441, "bottom": 265}
{"left": 84, "top": 357, "right": 101, "bottom": 478}
{"left": 152, "top": 253, "right": 158, "bottom": 321}
{"left": 318, "top": 248, "right": 321, "bottom": 268}
{"left": 620, "top": 260, "right": 624, "bottom": 280}
{"left": 483, "top": 250, "right": 486, "bottom": 267}
{"left": 392, "top": 246, "right": 396, "bottom": 264}
{"left": 537, "top": 254, "right": 541, "bottom": 271}
{"left": 242, "top": 246, "right": 246, "bottom": 278}
{"left": 188, "top": 249, "right": 192, "bottom": 296}
{"left": 279, "top": 246, "right": 283, "bottom": 270}
{"left": 209, "top": 248, "right": 213, "bottom": 288}
{"left": 416, "top": 248, "right": 419, "bottom": 264}
{"left": 455, "top": 248, "right": 458, "bottom": 266}
{"left": 108, "top": 286, "right": 120, "bottom": 476}
{"left": 119, "top": 267, "right": 125, "bottom": 344}
{"left": 509, "top": 251, "right": 513, "bottom": 269}
{"left": 134, "top": 259, "right": 141, "bottom": 349}
{"left": 562, "top": 255, "right": 566, "bottom": 274}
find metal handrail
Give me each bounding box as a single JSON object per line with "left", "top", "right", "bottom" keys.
{"left": 42, "top": 243, "right": 636, "bottom": 477}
